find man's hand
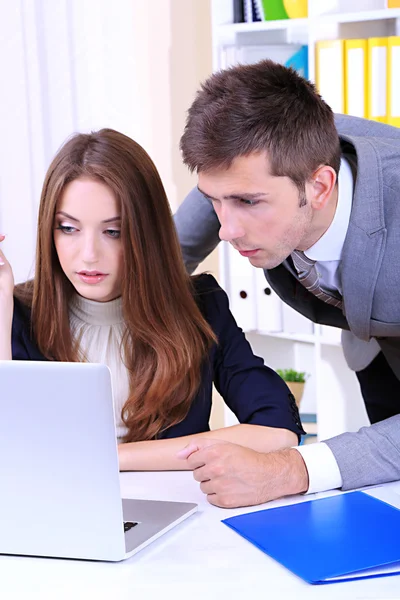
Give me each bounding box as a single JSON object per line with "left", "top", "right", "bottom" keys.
{"left": 177, "top": 439, "right": 309, "bottom": 508}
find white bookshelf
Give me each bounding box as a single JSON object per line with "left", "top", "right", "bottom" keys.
{"left": 209, "top": 0, "right": 395, "bottom": 440}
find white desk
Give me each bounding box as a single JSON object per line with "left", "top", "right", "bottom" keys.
{"left": 1, "top": 472, "right": 400, "bottom": 600}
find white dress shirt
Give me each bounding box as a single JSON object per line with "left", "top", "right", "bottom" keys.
{"left": 295, "top": 158, "right": 353, "bottom": 494}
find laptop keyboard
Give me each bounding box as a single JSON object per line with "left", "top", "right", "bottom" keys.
{"left": 124, "top": 521, "right": 138, "bottom": 533}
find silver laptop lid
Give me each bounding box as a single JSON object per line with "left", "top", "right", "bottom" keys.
{"left": 0, "top": 361, "right": 126, "bottom": 560}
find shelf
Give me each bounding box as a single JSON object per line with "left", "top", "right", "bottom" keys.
{"left": 218, "top": 18, "right": 308, "bottom": 34}
{"left": 320, "top": 338, "right": 342, "bottom": 347}
{"left": 255, "top": 331, "right": 316, "bottom": 344}
{"left": 317, "top": 8, "right": 400, "bottom": 24}
{"left": 217, "top": 8, "right": 400, "bottom": 34}
{"left": 249, "top": 330, "right": 343, "bottom": 346}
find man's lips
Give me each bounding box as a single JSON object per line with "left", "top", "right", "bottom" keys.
{"left": 237, "top": 249, "right": 260, "bottom": 257}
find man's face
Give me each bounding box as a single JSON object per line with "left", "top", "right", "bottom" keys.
{"left": 198, "top": 152, "right": 315, "bottom": 269}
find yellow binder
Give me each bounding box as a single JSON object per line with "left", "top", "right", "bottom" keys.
{"left": 344, "top": 39, "right": 368, "bottom": 118}
{"left": 367, "top": 38, "right": 388, "bottom": 123}
{"left": 388, "top": 0, "right": 400, "bottom": 7}
{"left": 387, "top": 36, "right": 400, "bottom": 128}
{"left": 315, "top": 40, "right": 345, "bottom": 114}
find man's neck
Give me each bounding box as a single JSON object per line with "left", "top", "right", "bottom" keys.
{"left": 298, "top": 185, "right": 339, "bottom": 252}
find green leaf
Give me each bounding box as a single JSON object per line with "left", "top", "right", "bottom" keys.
{"left": 276, "top": 368, "right": 307, "bottom": 383}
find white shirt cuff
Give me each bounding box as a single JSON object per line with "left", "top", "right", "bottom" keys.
{"left": 295, "top": 442, "right": 343, "bottom": 494}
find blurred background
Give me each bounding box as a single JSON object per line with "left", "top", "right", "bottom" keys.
{"left": 0, "top": 0, "right": 216, "bottom": 284}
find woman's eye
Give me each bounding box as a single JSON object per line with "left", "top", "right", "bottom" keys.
{"left": 105, "top": 229, "right": 121, "bottom": 239}
{"left": 56, "top": 225, "right": 77, "bottom": 234}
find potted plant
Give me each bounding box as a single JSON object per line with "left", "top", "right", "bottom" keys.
{"left": 276, "top": 369, "right": 307, "bottom": 408}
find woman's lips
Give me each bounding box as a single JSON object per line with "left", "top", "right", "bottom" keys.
{"left": 77, "top": 271, "right": 108, "bottom": 284}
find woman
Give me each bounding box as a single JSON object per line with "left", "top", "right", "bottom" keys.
{"left": 0, "top": 129, "right": 304, "bottom": 470}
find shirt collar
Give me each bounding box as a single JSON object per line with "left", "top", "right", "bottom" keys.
{"left": 70, "top": 294, "right": 124, "bottom": 326}
{"left": 304, "top": 157, "right": 353, "bottom": 262}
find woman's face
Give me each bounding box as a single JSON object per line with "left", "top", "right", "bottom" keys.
{"left": 53, "top": 177, "right": 124, "bottom": 302}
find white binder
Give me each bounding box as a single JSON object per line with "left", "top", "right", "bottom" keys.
{"left": 282, "top": 304, "right": 314, "bottom": 335}
{"left": 320, "top": 325, "right": 342, "bottom": 345}
{"left": 225, "top": 244, "right": 257, "bottom": 332}
{"left": 254, "top": 268, "right": 283, "bottom": 333}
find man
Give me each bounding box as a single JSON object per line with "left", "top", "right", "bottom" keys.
{"left": 174, "top": 59, "right": 400, "bottom": 508}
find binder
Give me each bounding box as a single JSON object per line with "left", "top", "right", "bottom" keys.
{"left": 233, "top": 0, "right": 245, "bottom": 23}
{"left": 221, "top": 43, "right": 306, "bottom": 71}
{"left": 243, "top": 0, "right": 253, "bottom": 22}
{"left": 225, "top": 243, "right": 257, "bottom": 333}
{"left": 387, "top": 36, "right": 400, "bottom": 128}
{"left": 320, "top": 325, "right": 342, "bottom": 345}
{"left": 243, "top": 0, "right": 262, "bottom": 22}
{"left": 223, "top": 490, "right": 400, "bottom": 584}
{"left": 344, "top": 39, "right": 368, "bottom": 118}
{"left": 284, "top": 44, "right": 308, "bottom": 79}
{"left": 260, "top": 0, "right": 288, "bottom": 20}
{"left": 367, "top": 37, "right": 388, "bottom": 123}
{"left": 254, "top": 268, "right": 283, "bottom": 333}
{"left": 315, "top": 40, "right": 345, "bottom": 114}
{"left": 252, "top": 0, "right": 263, "bottom": 21}
{"left": 282, "top": 303, "right": 314, "bottom": 335}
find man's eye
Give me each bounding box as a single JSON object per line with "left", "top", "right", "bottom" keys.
{"left": 56, "top": 225, "right": 76, "bottom": 234}
{"left": 106, "top": 229, "right": 121, "bottom": 239}
{"left": 240, "top": 199, "right": 258, "bottom": 206}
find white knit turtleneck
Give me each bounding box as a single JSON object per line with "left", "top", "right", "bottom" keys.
{"left": 69, "top": 294, "right": 129, "bottom": 441}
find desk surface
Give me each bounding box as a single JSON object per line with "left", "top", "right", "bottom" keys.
{"left": 1, "top": 472, "right": 400, "bottom": 600}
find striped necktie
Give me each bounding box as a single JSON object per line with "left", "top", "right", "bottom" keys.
{"left": 291, "top": 250, "right": 343, "bottom": 309}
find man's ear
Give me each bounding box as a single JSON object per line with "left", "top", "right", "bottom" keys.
{"left": 307, "top": 165, "right": 337, "bottom": 211}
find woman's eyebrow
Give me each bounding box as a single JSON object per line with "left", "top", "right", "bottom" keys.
{"left": 56, "top": 211, "right": 121, "bottom": 224}
{"left": 102, "top": 216, "right": 121, "bottom": 223}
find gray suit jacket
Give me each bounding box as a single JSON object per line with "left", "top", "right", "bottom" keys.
{"left": 174, "top": 114, "right": 400, "bottom": 491}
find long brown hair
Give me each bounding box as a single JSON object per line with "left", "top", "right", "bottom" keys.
{"left": 180, "top": 59, "right": 341, "bottom": 195}
{"left": 15, "top": 129, "right": 216, "bottom": 442}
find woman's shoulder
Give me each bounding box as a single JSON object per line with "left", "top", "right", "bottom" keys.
{"left": 191, "top": 273, "right": 230, "bottom": 327}
{"left": 191, "top": 273, "right": 226, "bottom": 304}
{"left": 12, "top": 288, "right": 48, "bottom": 361}
{"left": 13, "top": 295, "right": 32, "bottom": 326}
{"left": 12, "top": 280, "right": 34, "bottom": 341}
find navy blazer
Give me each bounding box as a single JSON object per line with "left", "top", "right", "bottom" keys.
{"left": 11, "top": 274, "right": 305, "bottom": 440}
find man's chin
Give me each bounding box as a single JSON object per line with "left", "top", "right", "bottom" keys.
{"left": 248, "top": 253, "right": 282, "bottom": 270}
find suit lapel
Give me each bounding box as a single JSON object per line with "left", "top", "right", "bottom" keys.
{"left": 340, "top": 134, "right": 386, "bottom": 341}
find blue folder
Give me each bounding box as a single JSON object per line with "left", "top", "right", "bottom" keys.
{"left": 222, "top": 491, "right": 400, "bottom": 584}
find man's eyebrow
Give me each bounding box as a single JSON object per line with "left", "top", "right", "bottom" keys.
{"left": 55, "top": 211, "right": 121, "bottom": 224}
{"left": 197, "top": 186, "right": 268, "bottom": 201}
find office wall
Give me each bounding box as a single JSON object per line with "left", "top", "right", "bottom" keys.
{"left": 0, "top": 0, "right": 217, "bottom": 283}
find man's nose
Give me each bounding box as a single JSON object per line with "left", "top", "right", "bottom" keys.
{"left": 217, "top": 207, "right": 245, "bottom": 242}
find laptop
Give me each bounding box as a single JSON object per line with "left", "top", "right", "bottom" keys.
{"left": 0, "top": 360, "right": 197, "bottom": 561}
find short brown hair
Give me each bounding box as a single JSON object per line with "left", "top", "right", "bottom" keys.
{"left": 180, "top": 59, "right": 341, "bottom": 190}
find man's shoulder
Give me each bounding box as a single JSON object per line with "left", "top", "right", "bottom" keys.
{"left": 335, "top": 114, "right": 400, "bottom": 141}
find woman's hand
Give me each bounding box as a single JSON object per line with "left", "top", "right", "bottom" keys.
{"left": 0, "top": 235, "right": 14, "bottom": 360}
{"left": 0, "top": 234, "right": 15, "bottom": 302}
